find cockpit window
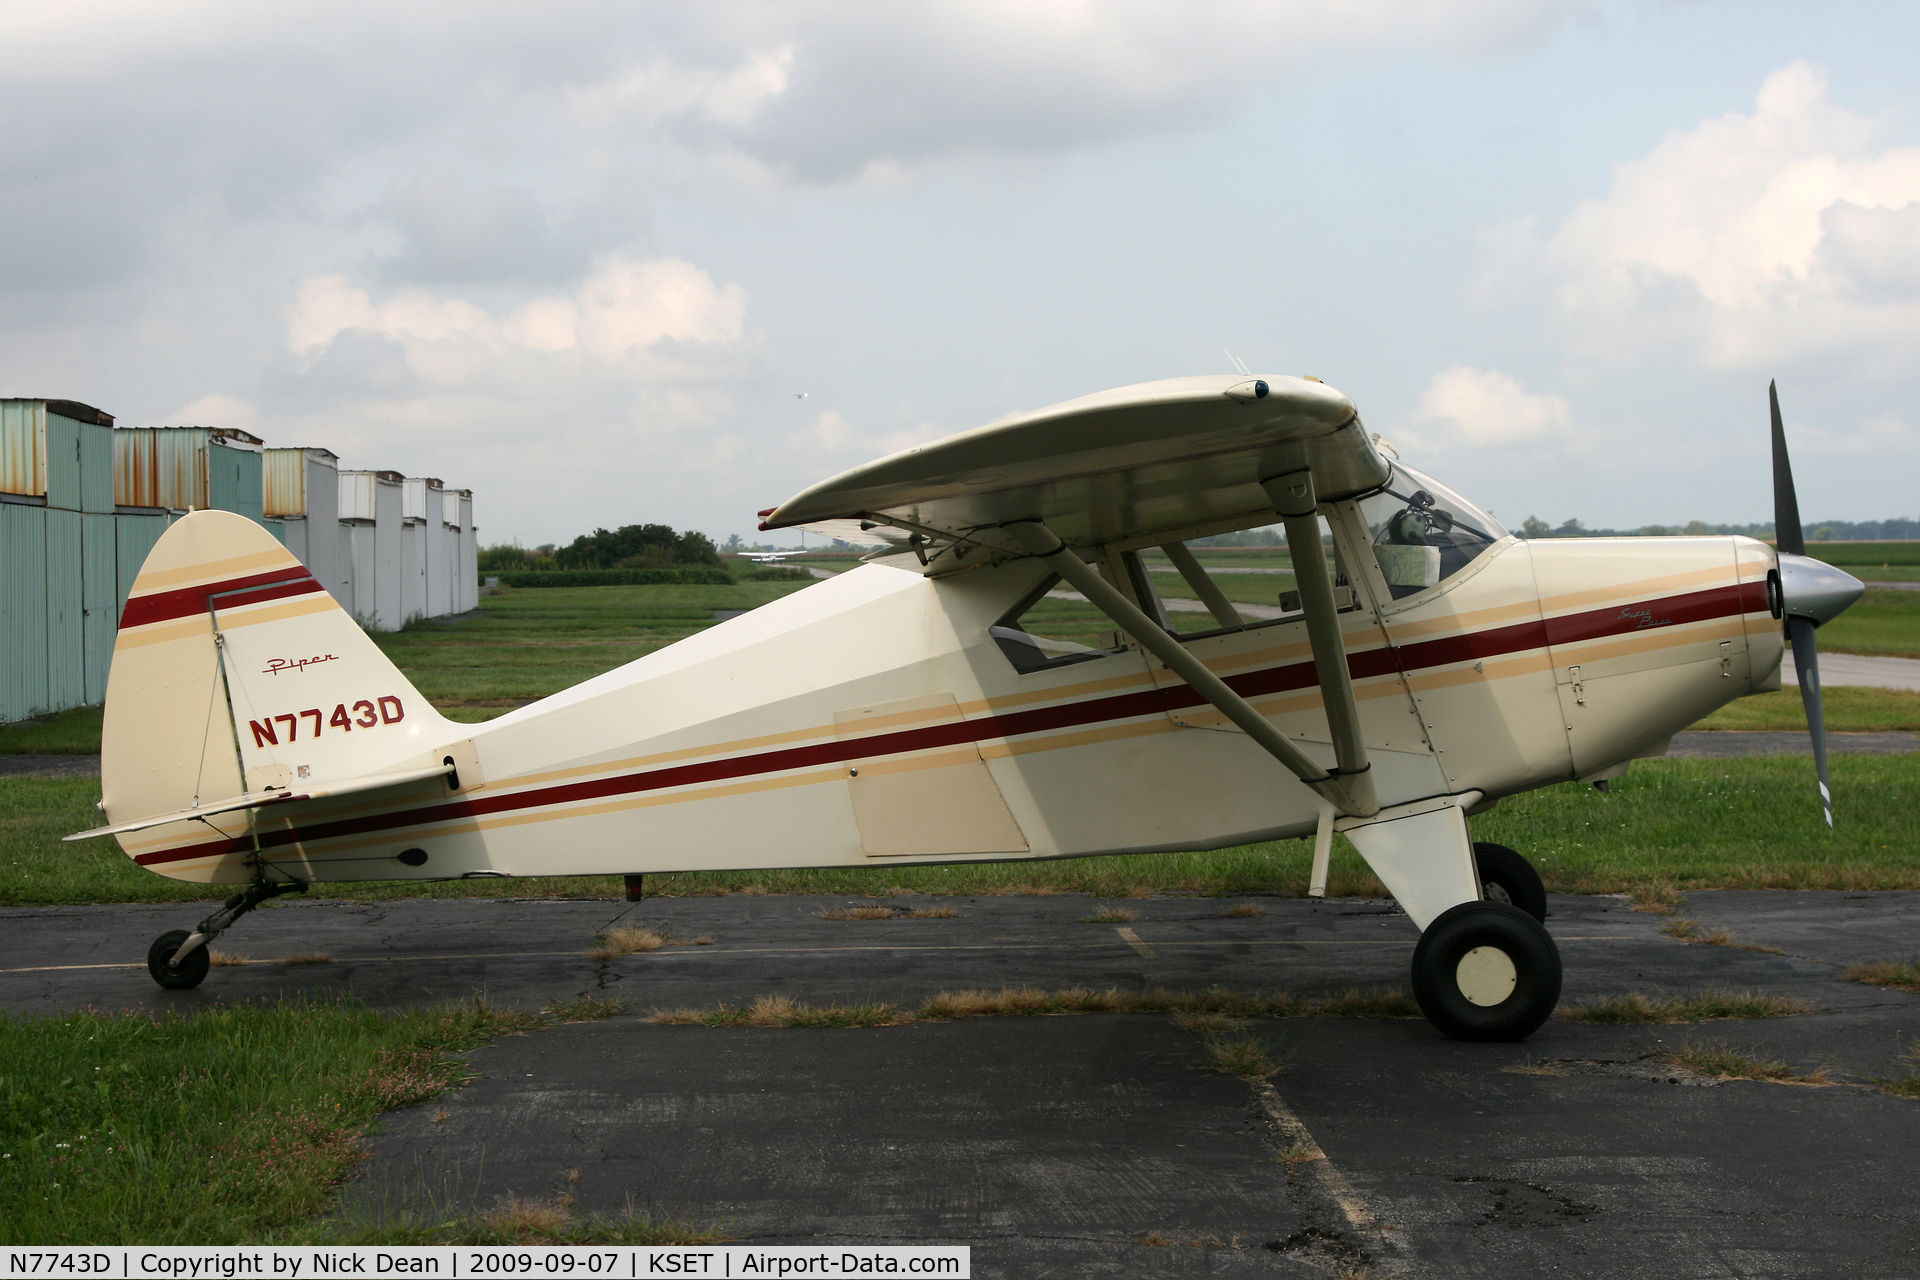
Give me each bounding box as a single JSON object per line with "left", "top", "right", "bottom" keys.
{"left": 1356, "top": 465, "right": 1509, "bottom": 600}
{"left": 990, "top": 575, "right": 1129, "bottom": 674}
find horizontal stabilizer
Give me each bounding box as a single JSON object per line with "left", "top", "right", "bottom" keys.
{"left": 65, "top": 762, "right": 452, "bottom": 842}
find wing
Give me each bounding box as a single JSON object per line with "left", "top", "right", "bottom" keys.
{"left": 759, "top": 375, "right": 1386, "bottom": 564}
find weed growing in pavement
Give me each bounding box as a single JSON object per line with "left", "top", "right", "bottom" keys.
{"left": 1080, "top": 907, "right": 1138, "bottom": 923}
{"left": 208, "top": 950, "right": 249, "bottom": 966}
{"left": 588, "top": 927, "right": 699, "bottom": 960}
{"left": 1629, "top": 880, "right": 1684, "bottom": 914}
{"left": 1862, "top": 1047, "right": 1920, "bottom": 1099}
{"left": 1657, "top": 1041, "right": 1831, "bottom": 1085}
{"left": 1219, "top": 902, "right": 1267, "bottom": 918}
{"left": 544, "top": 995, "right": 632, "bottom": 1023}
{"left": 1843, "top": 959, "right": 1920, "bottom": 994}
{"left": 1204, "top": 1036, "right": 1286, "bottom": 1079}
{"left": 1172, "top": 1012, "right": 1246, "bottom": 1034}
{"left": 1661, "top": 918, "right": 1784, "bottom": 953}
{"left": 1558, "top": 991, "right": 1814, "bottom": 1024}
{"left": 276, "top": 952, "right": 334, "bottom": 965}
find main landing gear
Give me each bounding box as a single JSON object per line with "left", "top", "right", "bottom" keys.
{"left": 147, "top": 879, "right": 308, "bottom": 989}
{"left": 1410, "top": 842, "right": 1557, "bottom": 1041}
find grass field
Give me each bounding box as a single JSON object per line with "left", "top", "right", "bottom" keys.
{"left": 387, "top": 582, "right": 814, "bottom": 720}
{"left": 0, "top": 1000, "right": 536, "bottom": 1245}
{"left": 1815, "top": 588, "right": 1920, "bottom": 659}
{"left": 5, "top": 753, "right": 1917, "bottom": 907}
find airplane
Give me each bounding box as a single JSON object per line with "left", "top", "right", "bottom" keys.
{"left": 68, "top": 374, "right": 1863, "bottom": 1041}
{"left": 737, "top": 549, "right": 808, "bottom": 565}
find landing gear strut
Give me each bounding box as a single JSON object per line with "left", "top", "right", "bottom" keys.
{"left": 146, "top": 879, "right": 308, "bottom": 989}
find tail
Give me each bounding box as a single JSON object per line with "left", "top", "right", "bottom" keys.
{"left": 98, "top": 510, "right": 458, "bottom": 881}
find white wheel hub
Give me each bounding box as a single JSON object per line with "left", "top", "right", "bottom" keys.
{"left": 1456, "top": 945, "right": 1518, "bottom": 1007}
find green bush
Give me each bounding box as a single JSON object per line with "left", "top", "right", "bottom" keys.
{"left": 737, "top": 566, "right": 814, "bottom": 581}
{"left": 488, "top": 568, "right": 735, "bottom": 588}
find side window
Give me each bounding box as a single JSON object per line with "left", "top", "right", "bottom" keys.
{"left": 989, "top": 575, "right": 1128, "bottom": 674}
{"left": 1356, "top": 465, "right": 1508, "bottom": 600}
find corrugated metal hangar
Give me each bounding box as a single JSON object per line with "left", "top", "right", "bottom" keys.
{"left": 0, "top": 398, "right": 478, "bottom": 723}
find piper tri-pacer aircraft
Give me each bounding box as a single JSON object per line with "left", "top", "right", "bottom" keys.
{"left": 71, "top": 375, "right": 1863, "bottom": 1040}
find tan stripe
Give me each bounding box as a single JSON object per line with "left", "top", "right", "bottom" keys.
{"left": 115, "top": 589, "right": 335, "bottom": 651}
{"left": 1537, "top": 564, "right": 1735, "bottom": 619}
{"left": 131, "top": 547, "right": 298, "bottom": 593}
{"left": 112, "top": 613, "right": 214, "bottom": 651}
{"left": 1548, "top": 617, "right": 1747, "bottom": 666}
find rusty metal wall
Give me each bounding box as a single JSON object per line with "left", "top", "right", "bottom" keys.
{"left": 115, "top": 427, "right": 208, "bottom": 510}
{"left": 0, "top": 400, "right": 45, "bottom": 497}
{"left": 263, "top": 447, "right": 307, "bottom": 515}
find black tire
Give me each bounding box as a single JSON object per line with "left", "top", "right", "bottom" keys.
{"left": 148, "top": 930, "right": 210, "bottom": 990}
{"left": 1411, "top": 901, "right": 1561, "bottom": 1042}
{"left": 1474, "top": 841, "right": 1547, "bottom": 923}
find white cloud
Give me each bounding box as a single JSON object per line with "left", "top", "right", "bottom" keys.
{"left": 1413, "top": 364, "right": 1571, "bottom": 444}
{"left": 287, "top": 257, "right": 747, "bottom": 364}
{"left": 164, "top": 393, "right": 261, "bottom": 433}
{"left": 1486, "top": 62, "right": 1920, "bottom": 372}
{"left": 1793, "top": 412, "right": 1916, "bottom": 458}
{"left": 572, "top": 0, "right": 1581, "bottom": 180}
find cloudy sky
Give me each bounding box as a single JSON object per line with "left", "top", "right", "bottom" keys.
{"left": 4, "top": 1, "right": 1917, "bottom": 545}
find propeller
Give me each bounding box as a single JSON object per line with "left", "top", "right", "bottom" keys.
{"left": 1770, "top": 381, "right": 1864, "bottom": 828}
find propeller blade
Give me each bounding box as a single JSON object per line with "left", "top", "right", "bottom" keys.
{"left": 1788, "top": 617, "right": 1832, "bottom": 828}
{"left": 1771, "top": 382, "right": 1844, "bottom": 827}
{"left": 1770, "top": 380, "right": 1805, "bottom": 556}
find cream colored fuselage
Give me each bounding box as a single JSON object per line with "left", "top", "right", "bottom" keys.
{"left": 119, "top": 501, "right": 1780, "bottom": 887}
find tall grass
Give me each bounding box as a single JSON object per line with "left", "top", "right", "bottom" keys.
{"left": 0, "top": 1000, "right": 538, "bottom": 1245}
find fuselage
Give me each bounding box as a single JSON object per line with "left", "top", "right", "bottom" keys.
{"left": 121, "top": 490, "right": 1781, "bottom": 885}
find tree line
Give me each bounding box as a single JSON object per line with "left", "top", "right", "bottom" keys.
{"left": 478, "top": 524, "right": 723, "bottom": 572}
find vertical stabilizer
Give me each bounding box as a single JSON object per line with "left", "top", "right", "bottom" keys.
{"left": 102, "top": 510, "right": 450, "bottom": 881}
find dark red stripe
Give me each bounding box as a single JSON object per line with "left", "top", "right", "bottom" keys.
{"left": 121, "top": 568, "right": 324, "bottom": 629}
{"left": 134, "top": 578, "right": 1769, "bottom": 867}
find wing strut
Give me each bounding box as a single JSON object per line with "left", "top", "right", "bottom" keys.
{"left": 1261, "top": 470, "right": 1373, "bottom": 788}
{"left": 991, "top": 520, "right": 1378, "bottom": 818}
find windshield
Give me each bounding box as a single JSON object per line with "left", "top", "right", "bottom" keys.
{"left": 1356, "top": 464, "right": 1508, "bottom": 600}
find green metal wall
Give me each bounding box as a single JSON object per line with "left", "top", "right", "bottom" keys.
{"left": 1, "top": 409, "right": 151, "bottom": 722}
{"left": 115, "top": 513, "right": 166, "bottom": 612}
{"left": 43, "top": 508, "right": 84, "bottom": 712}
{"left": 82, "top": 513, "right": 117, "bottom": 703}
{"left": 0, "top": 504, "right": 49, "bottom": 722}
{"left": 207, "top": 441, "right": 263, "bottom": 524}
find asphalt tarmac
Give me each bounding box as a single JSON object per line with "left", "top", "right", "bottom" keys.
{"left": 3, "top": 889, "right": 1916, "bottom": 1277}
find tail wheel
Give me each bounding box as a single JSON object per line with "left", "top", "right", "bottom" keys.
{"left": 1473, "top": 841, "right": 1547, "bottom": 923}
{"left": 1411, "top": 901, "right": 1561, "bottom": 1041}
{"left": 148, "top": 930, "right": 210, "bottom": 990}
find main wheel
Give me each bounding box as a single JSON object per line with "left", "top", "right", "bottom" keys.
{"left": 1410, "top": 901, "right": 1561, "bottom": 1041}
{"left": 148, "top": 930, "right": 210, "bottom": 990}
{"left": 1474, "top": 841, "right": 1546, "bottom": 923}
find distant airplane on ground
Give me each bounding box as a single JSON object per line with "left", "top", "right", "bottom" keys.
{"left": 74, "top": 375, "right": 1859, "bottom": 1041}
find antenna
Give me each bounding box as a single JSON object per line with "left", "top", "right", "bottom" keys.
{"left": 1224, "top": 349, "right": 1251, "bottom": 377}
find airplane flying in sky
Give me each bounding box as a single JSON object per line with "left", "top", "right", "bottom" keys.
{"left": 72, "top": 375, "right": 1861, "bottom": 1040}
